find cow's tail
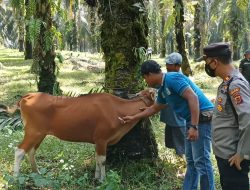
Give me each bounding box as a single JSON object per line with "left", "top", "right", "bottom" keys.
{"left": 6, "top": 104, "right": 20, "bottom": 114}
{"left": 2, "top": 99, "right": 22, "bottom": 114}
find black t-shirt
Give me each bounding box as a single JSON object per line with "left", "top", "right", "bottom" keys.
{"left": 239, "top": 58, "right": 250, "bottom": 81}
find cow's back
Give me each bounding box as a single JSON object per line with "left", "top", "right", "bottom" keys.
{"left": 19, "top": 93, "right": 127, "bottom": 143}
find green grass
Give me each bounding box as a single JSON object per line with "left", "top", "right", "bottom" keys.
{"left": 0, "top": 49, "right": 222, "bottom": 189}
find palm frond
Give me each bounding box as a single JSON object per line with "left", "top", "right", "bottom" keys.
{"left": 87, "top": 87, "right": 104, "bottom": 94}
{"left": 0, "top": 112, "right": 23, "bottom": 131}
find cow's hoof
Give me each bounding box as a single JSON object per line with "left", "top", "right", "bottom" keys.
{"left": 95, "top": 172, "right": 100, "bottom": 179}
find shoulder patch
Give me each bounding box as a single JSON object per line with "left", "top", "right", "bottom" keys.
{"left": 229, "top": 87, "right": 240, "bottom": 96}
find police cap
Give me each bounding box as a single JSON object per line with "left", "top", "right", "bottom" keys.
{"left": 203, "top": 42, "right": 231, "bottom": 58}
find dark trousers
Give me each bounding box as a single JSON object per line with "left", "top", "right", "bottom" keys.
{"left": 216, "top": 156, "right": 250, "bottom": 190}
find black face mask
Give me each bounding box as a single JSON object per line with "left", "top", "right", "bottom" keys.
{"left": 205, "top": 64, "right": 216, "bottom": 77}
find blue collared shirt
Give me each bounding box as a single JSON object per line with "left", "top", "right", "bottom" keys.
{"left": 157, "top": 72, "right": 214, "bottom": 122}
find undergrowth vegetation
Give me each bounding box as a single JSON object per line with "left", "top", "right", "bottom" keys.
{"left": 0, "top": 48, "right": 222, "bottom": 189}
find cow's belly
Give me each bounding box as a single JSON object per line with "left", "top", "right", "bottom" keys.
{"left": 48, "top": 118, "right": 96, "bottom": 143}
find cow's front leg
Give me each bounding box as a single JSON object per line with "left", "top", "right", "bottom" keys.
{"left": 95, "top": 154, "right": 106, "bottom": 182}
{"left": 95, "top": 142, "right": 107, "bottom": 181}
{"left": 95, "top": 153, "right": 101, "bottom": 179}
{"left": 13, "top": 148, "right": 25, "bottom": 177}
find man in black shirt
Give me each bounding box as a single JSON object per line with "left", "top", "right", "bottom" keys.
{"left": 239, "top": 49, "right": 250, "bottom": 83}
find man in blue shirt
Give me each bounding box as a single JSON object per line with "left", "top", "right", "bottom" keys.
{"left": 122, "top": 57, "right": 215, "bottom": 190}
{"left": 159, "top": 53, "right": 186, "bottom": 159}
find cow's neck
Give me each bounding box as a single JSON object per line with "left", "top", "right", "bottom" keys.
{"left": 139, "top": 96, "right": 152, "bottom": 107}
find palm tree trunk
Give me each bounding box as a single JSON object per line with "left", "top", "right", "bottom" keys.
{"left": 33, "top": 0, "right": 61, "bottom": 94}
{"left": 17, "top": 3, "right": 25, "bottom": 52}
{"left": 229, "top": 0, "right": 243, "bottom": 60}
{"left": 98, "top": 0, "right": 158, "bottom": 163}
{"left": 24, "top": 0, "right": 32, "bottom": 59}
{"left": 89, "top": 6, "right": 97, "bottom": 53}
{"left": 72, "top": 3, "right": 78, "bottom": 51}
{"left": 160, "top": 16, "right": 166, "bottom": 58}
{"left": 174, "top": 0, "right": 191, "bottom": 76}
{"left": 193, "top": 2, "right": 201, "bottom": 60}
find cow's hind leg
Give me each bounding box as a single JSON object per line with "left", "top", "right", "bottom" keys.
{"left": 95, "top": 142, "right": 107, "bottom": 182}
{"left": 28, "top": 136, "right": 45, "bottom": 173}
{"left": 13, "top": 148, "right": 25, "bottom": 177}
{"left": 14, "top": 131, "right": 45, "bottom": 176}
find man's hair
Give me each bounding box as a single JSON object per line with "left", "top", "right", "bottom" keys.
{"left": 214, "top": 56, "right": 232, "bottom": 64}
{"left": 141, "top": 60, "right": 161, "bottom": 75}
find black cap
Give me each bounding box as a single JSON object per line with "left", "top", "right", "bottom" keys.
{"left": 203, "top": 42, "right": 231, "bottom": 58}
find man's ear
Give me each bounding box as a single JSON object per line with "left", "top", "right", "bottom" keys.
{"left": 209, "top": 59, "right": 218, "bottom": 69}
{"left": 214, "top": 59, "right": 220, "bottom": 67}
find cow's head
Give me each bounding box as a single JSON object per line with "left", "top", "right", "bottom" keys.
{"left": 137, "top": 88, "right": 156, "bottom": 106}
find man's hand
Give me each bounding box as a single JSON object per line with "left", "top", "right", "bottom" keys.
{"left": 187, "top": 128, "right": 199, "bottom": 141}
{"left": 228, "top": 154, "right": 244, "bottom": 170}
{"left": 119, "top": 107, "right": 148, "bottom": 124}
{"left": 139, "top": 107, "right": 147, "bottom": 111}
{"left": 120, "top": 115, "right": 136, "bottom": 124}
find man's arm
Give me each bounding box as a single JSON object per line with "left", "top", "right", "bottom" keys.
{"left": 122, "top": 103, "right": 165, "bottom": 124}
{"left": 182, "top": 87, "right": 199, "bottom": 126}
{"left": 182, "top": 87, "right": 199, "bottom": 140}
{"left": 228, "top": 81, "right": 250, "bottom": 170}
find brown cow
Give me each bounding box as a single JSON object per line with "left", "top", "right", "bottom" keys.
{"left": 11, "top": 91, "right": 155, "bottom": 181}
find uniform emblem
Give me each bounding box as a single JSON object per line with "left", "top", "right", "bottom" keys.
{"left": 217, "top": 97, "right": 223, "bottom": 103}
{"left": 233, "top": 94, "right": 243, "bottom": 105}
{"left": 217, "top": 104, "right": 223, "bottom": 112}
{"left": 229, "top": 87, "right": 240, "bottom": 96}
{"left": 225, "top": 76, "right": 231, "bottom": 81}
{"left": 220, "top": 85, "right": 227, "bottom": 94}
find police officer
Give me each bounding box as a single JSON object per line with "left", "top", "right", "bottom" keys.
{"left": 203, "top": 42, "right": 250, "bottom": 190}
{"left": 239, "top": 49, "right": 250, "bottom": 84}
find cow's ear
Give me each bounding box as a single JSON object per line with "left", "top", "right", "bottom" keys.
{"left": 138, "top": 89, "right": 149, "bottom": 97}
{"left": 150, "top": 91, "right": 156, "bottom": 101}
